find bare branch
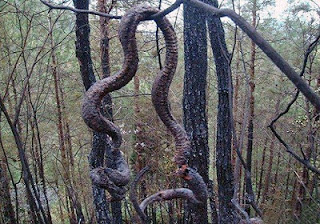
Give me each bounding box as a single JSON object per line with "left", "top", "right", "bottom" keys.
{"left": 129, "top": 166, "right": 150, "bottom": 223}
{"left": 40, "top": 0, "right": 183, "bottom": 20}
{"left": 40, "top": 0, "right": 121, "bottom": 19}
{"left": 148, "top": 0, "right": 183, "bottom": 20}
{"left": 139, "top": 188, "right": 200, "bottom": 212}
{"left": 268, "top": 125, "right": 320, "bottom": 175}
{"left": 267, "top": 33, "right": 320, "bottom": 176}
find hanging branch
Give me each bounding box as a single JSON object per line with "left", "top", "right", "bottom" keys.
{"left": 268, "top": 33, "right": 320, "bottom": 176}
{"left": 150, "top": 4, "right": 208, "bottom": 220}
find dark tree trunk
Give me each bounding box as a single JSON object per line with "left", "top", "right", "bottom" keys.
{"left": 257, "top": 137, "right": 268, "bottom": 203}
{"left": 206, "top": 0, "right": 240, "bottom": 223}
{"left": 245, "top": 0, "right": 257, "bottom": 215}
{"left": 0, "top": 159, "right": 16, "bottom": 224}
{"left": 183, "top": 1, "right": 210, "bottom": 223}
{"left": 72, "top": 0, "right": 111, "bottom": 223}
{"left": 262, "top": 134, "right": 275, "bottom": 204}
{"left": 98, "top": 0, "right": 122, "bottom": 223}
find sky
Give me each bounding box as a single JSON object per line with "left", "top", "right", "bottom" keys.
{"left": 163, "top": 0, "right": 290, "bottom": 22}
{"left": 138, "top": 0, "right": 291, "bottom": 33}
{"left": 274, "top": 0, "right": 289, "bottom": 18}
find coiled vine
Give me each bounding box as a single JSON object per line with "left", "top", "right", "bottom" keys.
{"left": 82, "top": 4, "right": 207, "bottom": 222}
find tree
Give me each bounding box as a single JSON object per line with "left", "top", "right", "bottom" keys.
{"left": 245, "top": 0, "right": 257, "bottom": 216}
{"left": 183, "top": 0, "right": 210, "bottom": 223}
{"left": 206, "top": 0, "right": 241, "bottom": 222}
{"left": 0, "top": 146, "right": 16, "bottom": 224}
{"left": 72, "top": 0, "right": 117, "bottom": 223}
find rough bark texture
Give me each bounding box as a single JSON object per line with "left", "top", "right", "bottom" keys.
{"left": 82, "top": 6, "right": 164, "bottom": 201}
{"left": 183, "top": 1, "right": 210, "bottom": 223}
{"left": 98, "top": 0, "right": 122, "bottom": 221}
{"left": 207, "top": 0, "right": 240, "bottom": 223}
{"left": 72, "top": 0, "right": 111, "bottom": 223}
{"left": 0, "top": 163, "right": 16, "bottom": 224}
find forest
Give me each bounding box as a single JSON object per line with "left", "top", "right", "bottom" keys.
{"left": 0, "top": 0, "right": 319, "bottom": 223}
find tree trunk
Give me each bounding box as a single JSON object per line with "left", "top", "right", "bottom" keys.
{"left": 257, "top": 137, "right": 268, "bottom": 203}
{"left": 262, "top": 100, "right": 280, "bottom": 204}
{"left": 0, "top": 148, "right": 16, "bottom": 224}
{"left": 72, "top": 0, "right": 118, "bottom": 223}
{"left": 183, "top": 1, "right": 210, "bottom": 223}
{"left": 207, "top": 0, "right": 240, "bottom": 222}
{"left": 245, "top": 0, "right": 256, "bottom": 215}
{"left": 98, "top": 0, "right": 122, "bottom": 223}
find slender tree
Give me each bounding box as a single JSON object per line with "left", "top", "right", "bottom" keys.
{"left": 206, "top": 0, "right": 240, "bottom": 222}
{"left": 245, "top": 0, "right": 257, "bottom": 215}
{"left": 49, "top": 15, "right": 84, "bottom": 224}
{"left": 72, "top": 0, "right": 112, "bottom": 223}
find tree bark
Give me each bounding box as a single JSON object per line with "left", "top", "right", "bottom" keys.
{"left": 183, "top": 1, "right": 210, "bottom": 223}
{"left": 72, "top": 0, "right": 111, "bottom": 223}
{"left": 98, "top": 0, "right": 122, "bottom": 223}
{"left": 207, "top": 0, "right": 240, "bottom": 222}
{"left": 245, "top": 0, "right": 256, "bottom": 215}
{"left": 0, "top": 150, "right": 16, "bottom": 224}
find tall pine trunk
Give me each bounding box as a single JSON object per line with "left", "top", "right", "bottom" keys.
{"left": 207, "top": 0, "right": 240, "bottom": 222}
{"left": 245, "top": 0, "right": 257, "bottom": 215}
{"left": 183, "top": 1, "right": 210, "bottom": 223}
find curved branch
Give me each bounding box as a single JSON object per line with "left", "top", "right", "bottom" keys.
{"left": 129, "top": 166, "right": 150, "bottom": 223}
{"left": 268, "top": 125, "right": 320, "bottom": 175}
{"left": 150, "top": 3, "right": 208, "bottom": 222}
{"left": 139, "top": 188, "right": 200, "bottom": 212}
{"left": 267, "top": 33, "right": 320, "bottom": 176}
